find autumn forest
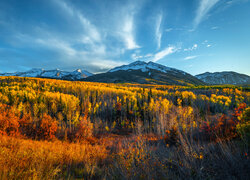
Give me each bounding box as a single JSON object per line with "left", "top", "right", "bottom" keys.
{"left": 0, "top": 76, "right": 248, "bottom": 179}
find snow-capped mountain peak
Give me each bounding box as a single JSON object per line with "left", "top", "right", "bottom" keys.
{"left": 108, "top": 60, "right": 186, "bottom": 74}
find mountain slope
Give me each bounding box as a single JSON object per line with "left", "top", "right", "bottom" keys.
{"left": 195, "top": 71, "right": 250, "bottom": 85}
{"left": 0, "top": 68, "right": 92, "bottom": 80}
{"left": 86, "top": 61, "right": 205, "bottom": 85}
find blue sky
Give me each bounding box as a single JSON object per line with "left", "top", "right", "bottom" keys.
{"left": 0, "top": 0, "right": 249, "bottom": 75}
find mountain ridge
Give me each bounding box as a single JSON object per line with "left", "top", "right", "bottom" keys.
{"left": 85, "top": 61, "right": 205, "bottom": 86}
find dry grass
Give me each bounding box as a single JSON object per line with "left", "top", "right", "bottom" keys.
{"left": 0, "top": 135, "right": 107, "bottom": 179}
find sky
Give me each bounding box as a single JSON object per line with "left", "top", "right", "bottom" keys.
{"left": 0, "top": 0, "right": 249, "bottom": 75}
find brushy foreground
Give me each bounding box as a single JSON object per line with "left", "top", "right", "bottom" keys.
{"left": 0, "top": 134, "right": 249, "bottom": 180}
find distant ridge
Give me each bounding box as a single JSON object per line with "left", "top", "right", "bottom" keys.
{"left": 0, "top": 68, "right": 93, "bottom": 80}
{"left": 195, "top": 71, "right": 250, "bottom": 85}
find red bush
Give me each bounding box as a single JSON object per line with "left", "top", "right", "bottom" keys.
{"left": 200, "top": 103, "right": 247, "bottom": 142}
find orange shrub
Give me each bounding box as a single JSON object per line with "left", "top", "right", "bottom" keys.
{"left": 0, "top": 104, "right": 20, "bottom": 136}
{"left": 38, "top": 114, "right": 58, "bottom": 140}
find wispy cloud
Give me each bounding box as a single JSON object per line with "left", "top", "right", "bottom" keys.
{"left": 0, "top": 0, "right": 145, "bottom": 73}
{"left": 54, "top": 0, "right": 101, "bottom": 45}
{"left": 184, "top": 44, "right": 198, "bottom": 51}
{"left": 36, "top": 38, "right": 77, "bottom": 57}
{"left": 152, "top": 46, "right": 177, "bottom": 62}
{"left": 194, "top": 0, "right": 219, "bottom": 28}
{"left": 121, "top": 15, "right": 140, "bottom": 50}
{"left": 155, "top": 13, "right": 163, "bottom": 49}
{"left": 184, "top": 55, "right": 198, "bottom": 60}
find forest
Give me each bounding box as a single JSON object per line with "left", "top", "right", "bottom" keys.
{"left": 0, "top": 76, "right": 249, "bottom": 179}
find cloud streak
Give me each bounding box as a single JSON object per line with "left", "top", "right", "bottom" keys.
{"left": 184, "top": 55, "right": 198, "bottom": 60}
{"left": 155, "top": 13, "right": 163, "bottom": 49}
{"left": 152, "top": 46, "right": 177, "bottom": 62}
{"left": 194, "top": 0, "right": 219, "bottom": 28}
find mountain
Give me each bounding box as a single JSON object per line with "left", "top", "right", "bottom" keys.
{"left": 195, "top": 71, "right": 250, "bottom": 85}
{"left": 0, "top": 68, "right": 92, "bottom": 80}
{"left": 85, "top": 61, "right": 205, "bottom": 85}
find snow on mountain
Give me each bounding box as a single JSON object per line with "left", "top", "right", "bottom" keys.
{"left": 109, "top": 61, "right": 186, "bottom": 74}
{"left": 195, "top": 71, "right": 250, "bottom": 85}
{"left": 0, "top": 68, "right": 93, "bottom": 80}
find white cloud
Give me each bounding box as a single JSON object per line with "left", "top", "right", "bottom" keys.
{"left": 184, "top": 55, "right": 198, "bottom": 60}
{"left": 155, "top": 13, "right": 163, "bottom": 49}
{"left": 207, "top": 44, "right": 211, "bottom": 47}
{"left": 184, "top": 44, "right": 198, "bottom": 51}
{"left": 194, "top": 0, "right": 219, "bottom": 28}
{"left": 152, "top": 46, "right": 177, "bottom": 62}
